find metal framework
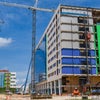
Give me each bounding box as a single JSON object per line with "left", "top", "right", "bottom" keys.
{"left": 0, "top": 2, "right": 54, "bottom": 12}
{"left": 31, "top": 9, "right": 36, "bottom": 92}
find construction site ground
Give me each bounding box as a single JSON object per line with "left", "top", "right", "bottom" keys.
{"left": 0, "top": 94, "right": 100, "bottom": 100}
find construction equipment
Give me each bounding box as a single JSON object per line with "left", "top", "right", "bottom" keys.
{"left": 0, "top": 1, "right": 54, "bottom": 94}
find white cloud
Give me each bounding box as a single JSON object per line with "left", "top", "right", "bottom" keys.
{"left": 0, "top": 37, "right": 13, "bottom": 47}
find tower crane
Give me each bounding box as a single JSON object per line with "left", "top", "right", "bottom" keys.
{"left": 0, "top": 1, "right": 55, "bottom": 93}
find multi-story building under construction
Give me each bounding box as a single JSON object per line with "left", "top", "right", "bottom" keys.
{"left": 35, "top": 5, "right": 100, "bottom": 95}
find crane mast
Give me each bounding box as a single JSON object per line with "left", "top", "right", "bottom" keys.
{"left": 31, "top": 9, "right": 36, "bottom": 92}
{"left": 31, "top": 0, "right": 38, "bottom": 92}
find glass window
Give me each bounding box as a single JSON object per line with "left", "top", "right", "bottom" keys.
{"left": 78, "top": 17, "right": 87, "bottom": 23}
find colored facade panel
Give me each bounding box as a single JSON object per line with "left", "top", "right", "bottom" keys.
{"left": 61, "top": 49, "right": 95, "bottom": 56}
{"left": 61, "top": 12, "right": 88, "bottom": 16}
{"left": 94, "top": 25, "right": 100, "bottom": 74}
{"left": 97, "top": 25, "right": 100, "bottom": 59}
{"left": 0, "top": 73, "right": 4, "bottom": 88}
{"left": 91, "top": 67, "right": 96, "bottom": 74}
{"left": 62, "top": 67, "right": 81, "bottom": 74}
{"left": 62, "top": 66, "right": 96, "bottom": 74}
{"left": 4, "top": 73, "right": 11, "bottom": 88}
{"left": 62, "top": 67, "right": 73, "bottom": 74}
{"left": 62, "top": 58, "right": 96, "bottom": 65}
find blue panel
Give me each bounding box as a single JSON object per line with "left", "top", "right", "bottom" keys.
{"left": 62, "top": 66, "right": 96, "bottom": 74}
{"left": 62, "top": 57, "right": 96, "bottom": 65}
{"left": 62, "top": 66, "right": 73, "bottom": 74}
{"left": 89, "top": 50, "right": 95, "bottom": 56}
{"left": 80, "top": 58, "right": 96, "bottom": 65}
{"left": 91, "top": 67, "right": 96, "bottom": 74}
{"left": 74, "top": 67, "right": 80, "bottom": 74}
{"left": 73, "top": 49, "right": 80, "bottom": 56}
{"left": 62, "top": 66, "right": 81, "bottom": 74}
{"left": 61, "top": 12, "right": 88, "bottom": 16}
{"left": 62, "top": 49, "right": 80, "bottom": 56}
{"left": 62, "top": 58, "right": 72, "bottom": 64}
{"left": 62, "top": 49, "right": 72, "bottom": 56}
{"left": 89, "top": 58, "right": 96, "bottom": 65}
{"left": 0, "top": 73, "right": 4, "bottom": 87}
{"left": 73, "top": 58, "right": 80, "bottom": 64}
{"left": 61, "top": 49, "right": 95, "bottom": 57}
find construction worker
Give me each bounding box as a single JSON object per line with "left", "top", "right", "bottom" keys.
{"left": 72, "top": 88, "right": 80, "bottom": 96}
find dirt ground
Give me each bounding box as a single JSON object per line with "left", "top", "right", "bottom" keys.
{"left": 0, "top": 94, "right": 100, "bottom": 100}
{"left": 0, "top": 94, "right": 30, "bottom": 100}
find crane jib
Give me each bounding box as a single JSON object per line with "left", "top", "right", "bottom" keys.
{"left": 0, "top": 1, "right": 55, "bottom": 12}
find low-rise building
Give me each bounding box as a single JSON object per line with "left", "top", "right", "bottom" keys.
{"left": 10, "top": 72, "right": 16, "bottom": 88}
{"left": 0, "top": 70, "right": 16, "bottom": 89}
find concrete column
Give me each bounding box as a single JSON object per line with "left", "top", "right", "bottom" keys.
{"left": 47, "top": 82, "right": 50, "bottom": 95}
{"left": 58, "top": 79, "right": 62, "bottom": 95}
{"left": 45, "top": 83, "right": 47, "bottom": 94}
{"left": 50, "top": 82, "right": 52, "bottom": 94}
{"left": 54, "top": 80, "right": 56, "bottom": 95}
{"left": 48, "top": 82, "right": 51, "bottom": 95}
{"left": 44, "top": 84, "right": 45, "bottom": 94}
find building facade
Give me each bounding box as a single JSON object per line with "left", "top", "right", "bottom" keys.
{"left": 36, "top": 5, "right": 100, "bottom": 95}
{"left": 0, "top": 73, "right": 5, "bottom": 88}
{"left": 10, "top": 72, "right": 16, "bottom": 88}
{"left": 0, "top": 70, "right": 16, "bottom": 89}
{"left": 4, "top": 72, "right": 11, "bottom": 89}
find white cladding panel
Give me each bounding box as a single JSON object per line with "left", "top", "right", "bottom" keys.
{"left": 73, "top": 41, "right": 79, "bottom": 48}
{"left": 61, "top": 24, "right": 78, "bottom": 31}
{"left": 91, "top": 34, "right": 94, "bottom": 41}
{"left": 61, "top": 24, "right": 71, "bottom": 31}
{"left": 61, "top": 41, "right": 72, "bottom": 48}
{"left": 72, "top": 17, "right": 78, "bottom": 23}
{"left": 61, "top": 33, "right": 71, "bottom": 40}
{"left": 61, "top": 41, "right": 95, "bottom": 49}
{"left": 61, "top": 16, "right": 77, "bottom": 23}
{"left": 90, "top": 42, "right": 95, "bottom": 49}
{"left": 61, "top": 41, "right": 79, "bottom": 48}
{"left": 89, "top": 27, "right": 93, "bottom": 33}
{"left": 61, "top": 16, "right": 93, "bottom": 24}
{"left": 61, "top": 33, "right": 79, "bottom": 40}
{"left": 61, "top": 17, "right": 72, "bottom": 23}
{"left": 73, "top": 34, "right": 79, "bottom": 40}
{"left": 72, "top": 25, "right": 78, "bottom": 31}
{"left": 89, "top": 19, "right": 93, "bottom": 25}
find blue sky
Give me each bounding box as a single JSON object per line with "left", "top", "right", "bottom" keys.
{"left": 0, "top": 0, "right": 100, "bottom": 85}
